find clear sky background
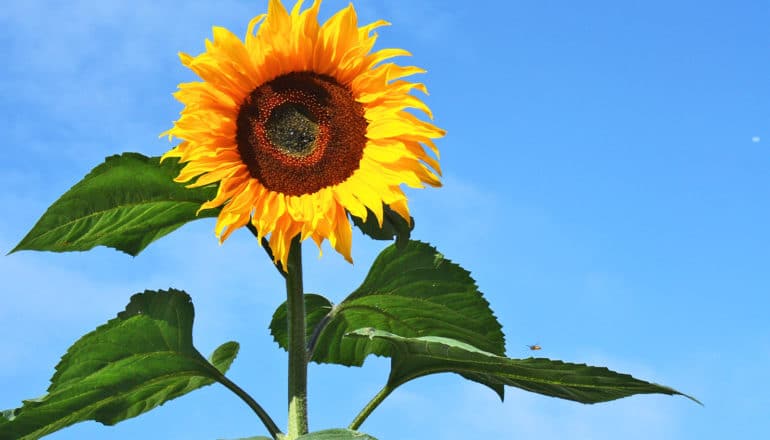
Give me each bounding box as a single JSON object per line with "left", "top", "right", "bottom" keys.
{"left": 1, "top": 0, "right": 768, "bottom": 439}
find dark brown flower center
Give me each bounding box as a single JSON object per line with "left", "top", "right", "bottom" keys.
{"left": 265, "top": 103, "right": 319, "bottom": 157}
{"left": 236, "top": 71, "right": 367, "bottom": 196}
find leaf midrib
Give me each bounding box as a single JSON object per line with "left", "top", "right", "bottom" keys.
{"left": 391, "top": 361, "right": 656, "bottom": 394}
{"left": 28, "top": 199, "right": 207, "bottom": 245}
{"left": 48, "top": 349, "right": 210, "bottom": 392}
{"left": 338, "top": 296, "right": 501, "bottom": 347}
{"left": 22, "top": 365, "right": 218, "bottom": 440}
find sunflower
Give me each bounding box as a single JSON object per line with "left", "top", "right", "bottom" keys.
{"left": 162, "top": 0, "right": 444, "bottom": 268}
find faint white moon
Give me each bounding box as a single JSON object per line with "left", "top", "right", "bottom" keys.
{"left": 752, "top": 136, "right": 761, "bottom": 143}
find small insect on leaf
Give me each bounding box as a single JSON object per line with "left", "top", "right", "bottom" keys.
{"left": 433, "top": 251, "right": 445, "bottom": 268}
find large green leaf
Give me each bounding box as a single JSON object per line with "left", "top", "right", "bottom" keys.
{"left": 11, "top": 152, "right": 218, "bottom": 256}
{"left": 0, "top": 289, "right": 240, "bottom": 440}
{"left": 270, "top": 240, "right": 506, "bottom": 397}
{"left": 348, "top": 329, "right": 700, "bottom": 405}
{"left": 297, "top": 429, "right": 378, "bottom": 440}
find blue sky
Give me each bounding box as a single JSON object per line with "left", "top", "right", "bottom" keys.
{"left": 1, "top": 0, "right": 768, "bottom": 439}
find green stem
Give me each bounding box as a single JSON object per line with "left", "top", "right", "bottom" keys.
{"left": 285, "top": 237, "right": 308, "bottom": 439}
{"left": 217, "top": 373, "right": 283, "bottom": 440}
{"left": 348, "top": 383, "right": 396, "bottom": 431}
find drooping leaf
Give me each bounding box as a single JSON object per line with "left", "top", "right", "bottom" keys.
{"left": 350, "top": 204, "right": 413, "bottom": 249}
{"left": 348, "top": 329, "right": 700, "bottom": 405}
{"left": 0, "top": 289, "right": 241, "bottom": 440}
{"left": 11, "top": 152, "right": 219, "bottom": 256}
{"left": 297, "top": 429, "right": 378, "bottom": 440}
{"left": 270, "top": 240, "right": 506, "bottom": 397}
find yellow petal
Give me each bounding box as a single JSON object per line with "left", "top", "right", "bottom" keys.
{"left": 160, "top": 0, "right": 444, "bottom": 267}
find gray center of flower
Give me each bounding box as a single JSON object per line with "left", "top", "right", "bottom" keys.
{"left": 265, "top": 103, "right": 319, "bottom": 157}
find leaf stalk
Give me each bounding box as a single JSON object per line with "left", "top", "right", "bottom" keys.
{"left": 348, "top": 384, "right": 396, "bottom": 431}
{"left": 216, "top": 372, "right": 283, "bottom": 440}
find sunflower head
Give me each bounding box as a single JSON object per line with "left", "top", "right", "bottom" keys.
{"left": 162, "top": 0, "right": 444, "bottom": 269}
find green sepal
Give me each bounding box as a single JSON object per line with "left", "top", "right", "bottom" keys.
{"left": 11, "top": 152, "right": 219, "bottom": 256}
{"left": 0, "top": 289, "right": 241, "bottom": 440}
{"left": 270, "top": 240, "right": 506, "bottom": 398}
{"left": 350, "top": 204, "right": 413, "bottom": 249}
{"left": 348, "top": 329, "right": 701, "bottom": 405}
